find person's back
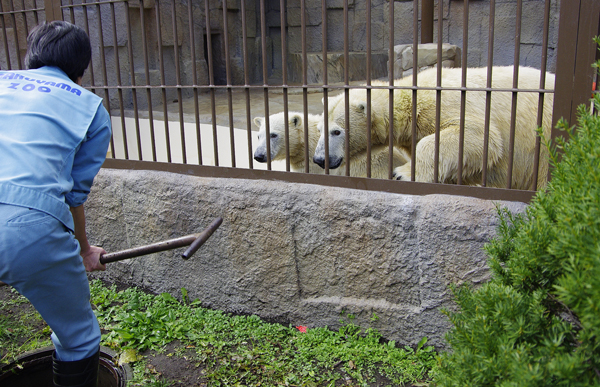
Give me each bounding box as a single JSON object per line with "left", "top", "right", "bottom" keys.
{"left": 0, "top": 66, "right": 109, "bottom": 231}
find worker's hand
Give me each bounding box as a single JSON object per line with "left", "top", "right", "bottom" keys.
{"left": 81, "top": 245, "right": 107, "bottom": 272}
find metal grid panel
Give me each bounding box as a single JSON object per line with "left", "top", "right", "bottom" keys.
{"left": 2, "top": 0, "right": 598, "bottom": 202}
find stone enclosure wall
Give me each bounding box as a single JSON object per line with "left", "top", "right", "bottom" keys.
{"left": 87, "top": 168, "right": 527, "bottom": 349}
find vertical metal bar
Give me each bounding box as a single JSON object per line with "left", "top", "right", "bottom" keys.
{"left": 94, "top": 0, "right": 119, "bottom": 160}
{"left": 139, "top": 0, "right": 157, "bottom": 161}
{"left": 171, "top": 0, "right": 186, "bottom": 164}
{"left": 259, "top": 0, "right": 271, "bottom": 170}
{"left": 123, "top": 1, "right": 142, "bottom": 161}
{"left": 81, "top": 0, "right": 96, "bottom": 91}
{"left": 434, "top": 0, "right": 443, "bottom": 183}
{"left": 32, "top": 0, "right": 39, "bottom": 26}
{"left": 280, "top": 0, "right": 290, "bottom": 172}
{"left": 410, "top": 0, "right": 419, "bottom": 181}
{"left": 204, "top": 0, "right": 218, "bottom": 166}
{"left": 567, "top": 2, "right": 600, "bottom": 125}
{"left": 482, "top": 0, "right": 495, "bottom": 187}
{"left": 241, "top": 0, "right": 252, "bottom": 169}
{"left": 532, "top": 0, "right": 551, "bottom": 191}
{"left": 0, "top": 1, "right": 12, "bottom": 70}
{"left": 322, "top": 0, "right": 329, "bottom": 174}
{"left": 551, "top": 0, "right": 600, "bottom": 161}
{"left": 187, "top": 0, "right": 201, "bottom": 165}
{"left": 388, "top": 0, "right": 394, "bottom": 179}
{"left": 17, "top": 0, "right": 30, "bottom": 40}
{"left": 421, "top": 0, "right": 434, "bottom": 44}
{"left": 365, "top": 0, "right": 372, "bottom": 178}
{"left": 65, "top": 0, "right": 74, "bottom": 23}
{"left": 302, "top": 0, "right": 309, "bottom": 173}
{"left": 506, "top": 0, "right": 522, "bottom": 189}
{"left": 156, "top": 0, "right": 172, "bottom": 163}
{"left": 8, "top": 0, "right": 23, "bottom": 69}
{"left": 344, "top": 0, "right": 350, "bottom": 177}
{"left": 43, "top": 0, "right": 61, "bottom": 22}
{"left": 109, "top": 0, "right": 128, "bottom": 160}
{"left": 17, "top": 1, "right": 27, "bottom": 67}
{"left": 457, "top": 0, "right": 469, "bottom": 185}
{"left": 95, "top": 0, "right": 110, "bottom": 103}
{"left": 222, "top": 0, "right": 235, "bottom": 168}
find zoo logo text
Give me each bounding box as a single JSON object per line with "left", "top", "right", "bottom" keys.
{"left": 1, "top": 72, "right": 82, "bottom": 96}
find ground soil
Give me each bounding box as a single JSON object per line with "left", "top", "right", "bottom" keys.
{"left": 142, "top": 341, "right": 209, "bottom": 386}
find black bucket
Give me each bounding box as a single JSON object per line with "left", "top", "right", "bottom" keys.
{"left": 0, "top": 346, "right": 132, "bottom": 387}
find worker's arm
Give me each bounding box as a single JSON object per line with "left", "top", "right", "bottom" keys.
{"left": 70, "top": 205, "right": 106, "bottom": 272}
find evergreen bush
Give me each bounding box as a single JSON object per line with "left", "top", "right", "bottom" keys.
{"left": 434, "top": 42, "right": 600, "bottom": 387}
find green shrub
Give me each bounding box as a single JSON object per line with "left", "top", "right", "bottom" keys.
{"left": 434, "top": 52, "right": 600, "bottom": 386}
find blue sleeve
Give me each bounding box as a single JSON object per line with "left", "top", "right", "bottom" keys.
{"left": 65, "top": 104, "right": 112, "bottom": 208}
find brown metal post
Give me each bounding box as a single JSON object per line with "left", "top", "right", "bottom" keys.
{"left": 410, "top": 0, "right": 419, "bottom": 181}
{"left": 421, "top": 0, "right": 434, "bottom": 44}
{"left": 322, "top": 0, "right": 329, "bottom": 174}
{"left": 43, "top": 0, "right": 62, "bottom": 22}
{"left": 552, "top": 0, "right": 600, "bottom": 129}
{"left": 551, "top": 0, "right": 600, "bottom": 182}
{"left": 366, "top": 0, "right": 372, "bottom": 178}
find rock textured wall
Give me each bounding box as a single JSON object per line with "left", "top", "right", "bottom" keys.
{"left": 86, "top": 168, "right": 527, "bottom": 349}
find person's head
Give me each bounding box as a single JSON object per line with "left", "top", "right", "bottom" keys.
{"left": 24, "top": 21, "right": 91, "bottom": 83}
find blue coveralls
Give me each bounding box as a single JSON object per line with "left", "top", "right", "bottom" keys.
{"left": 0, "top": 66, "right": 111, "bottom": 361}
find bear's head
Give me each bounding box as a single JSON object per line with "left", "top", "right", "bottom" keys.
{"left": 253, "top": 112, "right": 306, "bottom": 163}
{"left": 314, "top": 91, "right": 391, "bottom": 169}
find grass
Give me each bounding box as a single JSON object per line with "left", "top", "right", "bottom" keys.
{"left": 0, "top": 291, "right": 52, "bottom": 364}
{"left": 1, "top": 280, "right": 438, "bottom": 386}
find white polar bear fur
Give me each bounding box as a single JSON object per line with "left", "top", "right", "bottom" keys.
{"left": 253, "top": 111, "right": 409, "bottom": 179}
{"left": 315, "top": 66, "right": 554, "bottom": 190}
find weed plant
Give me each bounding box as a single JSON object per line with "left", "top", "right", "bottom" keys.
{"left": 434, "top": 45, "right": 600, "bottom": 386}
{"left": 90, "top": 280, "right": 436, "bottom": 386}
{"left": 0, "top": 289, "right": 51, "bottom": 364}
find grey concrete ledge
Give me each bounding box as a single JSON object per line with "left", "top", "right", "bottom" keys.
{"left": 87, "top": 168, "right": 527, "bottom": 349}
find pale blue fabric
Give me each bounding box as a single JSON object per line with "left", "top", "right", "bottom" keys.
{"left": 0, "top": 204, "right": 101, "bottom": 361}
{"left": 0, "top": 66, "right": 111, "bottom": 361}
{"left": 0, "top": 66, "right": 111, "bottom": 231}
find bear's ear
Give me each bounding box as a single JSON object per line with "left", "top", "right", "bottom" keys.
{"left": 290, "top": 113, "right": 302, "bottom": 128}
{"left": 254, "top": 117, "right": 264, "bottom": 127}
{"left": 325, "top": 93, "right": 343, "bottom": 107}
{"left": 355, "top": 102, "right": 367, "bottom": 115}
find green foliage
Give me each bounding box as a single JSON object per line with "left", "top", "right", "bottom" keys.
{"left": 434, "top": 70, "right": 600, "bottom": 385}
{"left": 89, "top": 280, "right": 437, "bottom": 386}
{"left": 0, "top": 289, "right": 52, "bottom": 365}
{"left": 2, "top": 270, "right": 437, "bottom": 386}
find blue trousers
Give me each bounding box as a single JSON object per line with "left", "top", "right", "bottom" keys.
{"left": 0, "top": 204, "right": 101, "bottom": 361}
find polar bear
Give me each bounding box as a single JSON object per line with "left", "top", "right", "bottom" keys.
{"left": 254, "top": 112, "right": 409, "bottom": 178}
{"left": 314, "top": 66, "right": 554, "bottom": 190}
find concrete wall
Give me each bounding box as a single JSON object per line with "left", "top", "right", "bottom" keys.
{"left": 86, "top": 168, "right": 527, "bottom": 349}
{"left": 286, "top": 0, "right": 560, "bottom": 83}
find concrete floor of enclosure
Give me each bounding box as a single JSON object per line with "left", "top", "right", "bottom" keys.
{"left": 123, "top": 86, "right": 331, "bottom": 128}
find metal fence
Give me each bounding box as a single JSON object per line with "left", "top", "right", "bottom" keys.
{"left": 2, "top": 0, "right": 599, "bottom": 203}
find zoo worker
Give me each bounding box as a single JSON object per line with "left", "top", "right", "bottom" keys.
{"left": 0, "top": 21, "right": 111, "bottom": 387}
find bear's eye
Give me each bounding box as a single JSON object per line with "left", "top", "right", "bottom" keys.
{"left": 270, "top": 133, "right": 278, "bottom": 139}
{"left": 332, "top": 129, "right": 342, "bottom": 136}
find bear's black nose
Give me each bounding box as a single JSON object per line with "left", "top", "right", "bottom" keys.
{"left": 254, "top": 154, "right": 267, "bottom": 163}
{"left": 313, "top": 155, "right": 325, "bottom": 169}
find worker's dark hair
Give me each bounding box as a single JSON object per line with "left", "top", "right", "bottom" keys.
{"left": 24, "top": 21, "right": 91, "bottom": 83}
